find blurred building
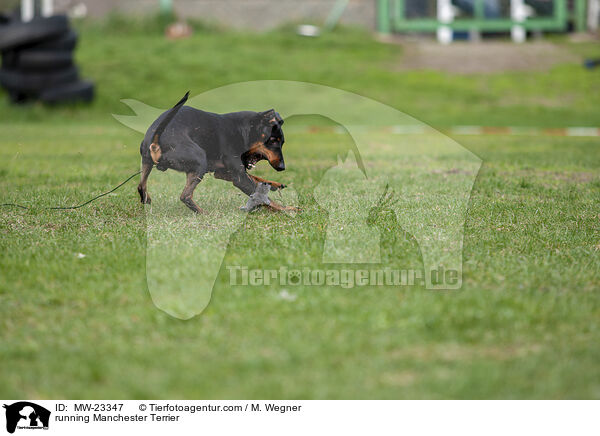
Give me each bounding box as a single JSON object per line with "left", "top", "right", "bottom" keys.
{"left": 52, "top": 0, "right": 377, "bottom": 30}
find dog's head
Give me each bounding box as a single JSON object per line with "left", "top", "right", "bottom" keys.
{"left": 243, "top": 109, "right": 286, "bottom": 172}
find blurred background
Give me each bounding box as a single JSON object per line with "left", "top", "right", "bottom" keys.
{"left": 1, "top": 0, "right": 597, "bottom": 32}
{"left": 0, "top": 0, "right": 598, "bottom": 124}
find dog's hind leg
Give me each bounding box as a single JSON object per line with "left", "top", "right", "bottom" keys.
{"left": 138, "top": 161, "right": 153, "bottom": 204}
{"left": 180, "top": 172, "right": 206, "bottom": 214}
{"left": 179, "top": 145, "right": 208, "bottom": 214}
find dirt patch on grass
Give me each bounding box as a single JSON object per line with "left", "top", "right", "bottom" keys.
{"left": 380, "top": 370, "right": 419, "bottom": 387}
{"left": 505, "top": 169, "right": 598, "bottom": 184}
{"left": 394, "top": 41, "right": 578, "bottom": 74}
{"left": 390, "top": 343, "right": 543, "bottom": 362}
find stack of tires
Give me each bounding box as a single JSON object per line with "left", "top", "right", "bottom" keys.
{"left": 0, "top": 13, "right": 94, "bottom": 104}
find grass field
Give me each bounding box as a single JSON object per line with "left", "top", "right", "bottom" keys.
{"left": 1, "top": 18, "right": 599, "bottom": 398}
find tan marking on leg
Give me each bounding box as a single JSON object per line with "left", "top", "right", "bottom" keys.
{"left": 266, "top": 200, "right": 300, "bottom": 213}
{"left": 249, "top": 174, "right": 285, "bottom": 190}
{"left": 150, "top": 142, "right": 162, "bottom": 164}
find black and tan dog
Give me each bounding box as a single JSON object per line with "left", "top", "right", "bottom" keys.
{"left": 138, "top": 92, "right": 294, "bottom": 213}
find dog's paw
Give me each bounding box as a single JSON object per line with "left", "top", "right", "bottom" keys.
{"left": 139, "top": 194, "right": 151, "bottom": 205}
{"left": 270, "top": 183, "right": 286, "bottom": 191}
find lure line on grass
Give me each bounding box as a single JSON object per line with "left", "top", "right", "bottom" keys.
{"left": 1, "top": 170, "right": 142, "bottom": 211}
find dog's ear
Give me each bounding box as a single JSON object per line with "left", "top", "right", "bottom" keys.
{"left": 257, "top": 109, "right": 284, "bottom": 140}
{"left": 261, "top": 109, "right": 284, "bottom": 126}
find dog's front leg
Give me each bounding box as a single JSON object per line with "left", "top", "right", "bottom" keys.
{"left": 265, "top": 200, "right": 300, "bottom": 213}
{"left": 227, "top": 166, "right": 298, "bottom": 212}
{"left": 231, "top": 170, "right": 258, "bottom": 196}
{"left": 248, "top": 174, "right": 286, "bottom": 191}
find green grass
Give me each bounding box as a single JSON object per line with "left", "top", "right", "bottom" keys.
{"left": 0, "top": 19, "right": 599, "bottom": 398}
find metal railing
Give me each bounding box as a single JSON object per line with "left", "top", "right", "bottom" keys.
{"left": 377, "top": 0, "right": 587, "bottom": 42}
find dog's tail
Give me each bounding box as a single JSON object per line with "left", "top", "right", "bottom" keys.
{"left": 150, "top": 91, "right": 190, "bottom": 164}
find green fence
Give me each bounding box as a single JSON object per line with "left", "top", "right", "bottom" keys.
{"left": 377, "top": 0, "right": 587, "bottom": 41}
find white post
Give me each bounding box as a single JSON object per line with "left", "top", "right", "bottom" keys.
{"left": 21, "top": 0, "right": 35, "bottom": 22}
{"left": 41, "top": 0, "right": 54, "bottom": 17}
{"left": 589, "top": 0, "right": 600, "bottom": 32}
{"left": 511, "top": 0, "right": 527, "bottom": 43}
{"left": 437, "top": 0, "right": 454, "bottom": 44}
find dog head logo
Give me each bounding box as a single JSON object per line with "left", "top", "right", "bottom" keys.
{"left": 3, "top": 402, "right": 50, "bottom": 434}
